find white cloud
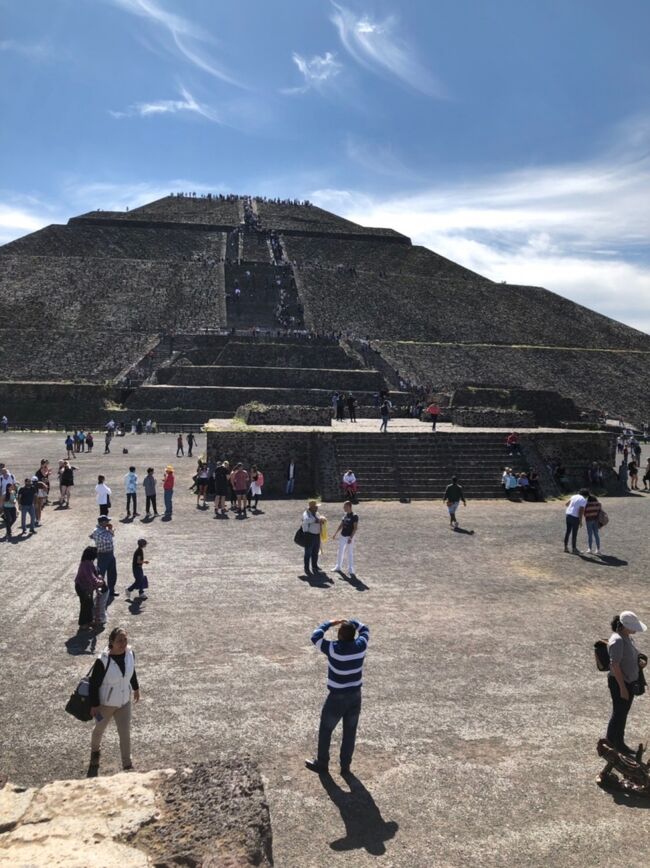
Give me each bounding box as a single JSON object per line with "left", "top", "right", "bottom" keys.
{"left": 0, "top": 196, "right": 65, "bottom": 245}
{"left": 311, "top": 145, "right": 650, "bottom": 335}
{"left": 108, "top": 0, "right": 245, "bottom": 88}
{"left": 283, "top": 51, "right": 342, "bottom": 94}
{"left": 330, "top": 2, "right": 445, "bottom": 97}
{"left": 110, "top": 85, "right": 220, "bottom": 122}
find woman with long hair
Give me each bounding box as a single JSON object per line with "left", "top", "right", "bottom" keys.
{"left": 74, "top": 546, "right": 105, "bottom": 631}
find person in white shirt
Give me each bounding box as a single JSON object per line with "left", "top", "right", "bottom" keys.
{"left": 95, "top": 475, "right": 112, "bottom": 517}
{"left": 564, "top": 488, "right": 589, "bottom": 553}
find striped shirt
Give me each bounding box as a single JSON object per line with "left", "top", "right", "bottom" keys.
{"left": 584, "top": 500, "right": 602, "bottom": 522}
{"left": 311, "top": 619, "right": 369, "bottom": 692}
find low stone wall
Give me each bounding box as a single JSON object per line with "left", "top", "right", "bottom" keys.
{"left": 452, "top": 407, "right": 536, "bottom": 427}
{"left": 451, "top": 386, "right": 579, "bottom": 425}
{"left": 127, "top": 385, "right": 384, "bottom": 411}
{"left": 163, "top": 365, "right": 382, "bottom": 390}
{"left": 0, "top": 381, "right": 117, "bottom": 426}
{"left": 235, "top": 403, "right": 332, "bottom": 426}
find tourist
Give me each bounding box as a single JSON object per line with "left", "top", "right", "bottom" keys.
{"left": 336, "top": 393, "right": 346, "bottom": 422}
{"left": 426, "top": 402, "right": 440, "bottom": 431}
{"left": 605, "top": 612, "right": 646, "bottom": 755}
{"left": 0, "top": 463, "right": 16, "bottom": 510}
{"left": 91, "top": 515, "right": 118, "bottom": 597}
{"left": 34, "top": 458, "right": 51, "bottom": 500}
{"left": 563, "top": 488, "right": 588, "bottom": 553}
{"left": 75, "top": 546, "right": 105, "bottom": 631}
{"left": 34, "top": 478, "right": 47, "bottom": 525}
{"left": 342, "top": 469, "right": 358, "bottom": 502}
{"left": 347, "top": 393, "right": 357, "bottom": 423}
{"left": 87, "top": 626, "right": 140, "bottom": 777}
{"left": 332, "top": 501, "right": 359, "bottom": 577}
{"left": 2, "top": 482, "right": 17, "bottom": 539}
{"left": 379, "top": 397, "right": 391, "bottom": 433}
{"left": 142, "top": 467, "right": 158, "bottom": 517}
{"left": 163, "top": 465, "right": 175, "bottom": 517}
{"left": 17, "top": 477, "right": 37, "bottom": 535}
{"left": 248, "top": 465, "right": 264, "bottom": 511}
{"left": 643, "top": 458, "right": 650, "bottom": 491}
{"left": 196, "top": 462, "right": 210, "bottom": 507}
{"left": 59, "top": 459, "right": 77, "bottom": 508}
{"left": 124, "top": 466, "right": 139, "bottom": 517}
{"left": 305, "top": 617, "right": 370, "bottom": 775}
{"left": 126, "top": 539, "right": 149, "bottom": 600}
{"left": 86, "top": 432, "right": 94, "bottom": 453}
{"left": 95, "top": 475, "right": 112, "bottom": 517}
{"left": 104, "top": 430, "right": 112, "bottom": 454}
{"left": 286, "top": 457, "right": 297, "bottom": 495}
{"left": 0, "top": 415, "right": 7, "bottom": 432}
{"left": 187, "top": 431, "right": 196, "bottom": 458}
{"left": 213, "top": 461, "right": 230, "bottom": 516}
{"left": 506, "top": 432, "right": 521, "bottom": 455}
{"left": 584, "top": 493, "right": 604, "bottom": 555}
{"left": 618, "top": 460, "right": 628, "bottom": 488}
{"left": 65, "top": 433, "right": 75, "bottom": 459}
{"left": 302, "top": 499, "right": 325, "bottom": 575}
{"left": 230, "top": 463, "right": 250, "bottom": 516}
{"left": 628, "top": 460, "right": 639, "bottom": 491}
{"left": 443, "top": 476, "right": 466, "bottom": 529}
{"left": 176, "top": 434, "right": 184, "bottom": 457}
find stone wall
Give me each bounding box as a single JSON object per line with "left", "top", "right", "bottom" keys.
{"left": 451, "top": 386, "right": 580, "bottom": 425}
{"left": 235, "top": 403, "right": 331, "bottom": 426}
{"left": 127, "top": 384, "right": 382, "bottom": 411}
{"left": 0, "top": 382, "right": 117, "bottom": 426}
{"left": 452, "top": 408, "right": 536, "bottom": 427}
{"left": 218, "top": 341, "right": 361, "bottom": 369}
{"left": 163, "top": 365, "right": 382, "bottom": 391}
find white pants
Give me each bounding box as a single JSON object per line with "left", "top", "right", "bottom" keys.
{"left": 335, "top": 536, "right": 356, "bottom": 573}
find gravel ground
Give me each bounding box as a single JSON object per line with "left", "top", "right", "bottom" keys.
{"left": 1, "top": 432, "right": 649, "bottom": 867}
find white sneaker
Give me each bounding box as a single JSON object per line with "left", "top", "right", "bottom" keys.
{"left": 587, "top": 548, "right": 592, "bottom": 554}
{"left": 596, "top": 549, "right": 602, "bottom": 555}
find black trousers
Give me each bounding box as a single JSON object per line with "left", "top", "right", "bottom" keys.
{"left": 145, "top": 495, "right": 157, "bottom": 514}
{"left": 126, "top": 493, "right": 137, "bottom": 514}
{"left": 76, "top": 585, "right": 94, "bottom": 626}
{"left": 607, "top": 676, "right": 635, "bottom": 749}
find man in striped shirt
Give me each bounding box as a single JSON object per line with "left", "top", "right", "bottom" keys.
{"left": 305, "top": 617, "right": 369, "bottom": 775}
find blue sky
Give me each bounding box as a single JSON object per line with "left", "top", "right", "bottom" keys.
{"left": 2, "top": 0, "right": 650, "bottom": 333}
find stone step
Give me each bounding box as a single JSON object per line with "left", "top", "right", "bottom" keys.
{"left": 159, "top": 365, "right": 384, "bottom": 391}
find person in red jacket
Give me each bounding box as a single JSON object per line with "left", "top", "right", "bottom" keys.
{"left": 426, "top": 403, "right": 440, "bottom": 431}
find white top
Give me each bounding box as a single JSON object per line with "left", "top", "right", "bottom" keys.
{"left": 343, "top": 472, "right": 357, "bottom": 485}
{"left": 566, "top": 494, "right": 587, "bottom": 517}
{"left": 95, "top": 483, "right": 112, "bottom": 505}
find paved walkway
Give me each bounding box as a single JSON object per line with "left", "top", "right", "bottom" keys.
{"left": 1, "top": 432, "right": 649, "bottom": 867}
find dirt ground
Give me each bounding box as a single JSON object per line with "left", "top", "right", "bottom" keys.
{"left": 1, "top": 431, "right": 649, "bottom": 867}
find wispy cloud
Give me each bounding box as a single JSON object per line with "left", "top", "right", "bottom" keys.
{"left": 0, "top": 194, "right": 65, "bottom": 245}
{"left": 312, "top": 129, "right": 650, "bottom": 334}
{"left": 282, "top": 51, "right": 342, "bottom": 95}
{"left": 109, "top": 85, "right": 220, "bottom": 122}
{"left": 330, "top": 2, "right": 445, "bottom": 98}
{"left": 109, "top": 0, "right": 246, "bottom": 88}
{"left": 0, "top": 39, "right": 54, "bottom": 61}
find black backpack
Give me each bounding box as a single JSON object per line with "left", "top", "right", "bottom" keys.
{"left": 594, "top": 640, "right": 610, "bottom": 671}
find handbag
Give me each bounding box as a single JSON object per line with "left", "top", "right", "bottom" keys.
{"left": 598, "top": 509, "right": 609, "bottom": 528}
{"left": 65, "top": 664, "right": 94, "bottom": 722}
{"left": 294, "top": 527, "right": 307, "bottom": 547}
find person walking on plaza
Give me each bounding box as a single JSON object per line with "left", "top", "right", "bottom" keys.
{"left": 59, "top": 460, "right": 77, "bottom": 508}
{"left": 443, "top": 476, "right": 466, "bottom": 529}
{"left": 65, "top": 433, "right": 75, "bottom": 459}
{"left": 0, "top": 463, "right": 16, "bottom": 510}
{"left": 163, "top": 465, "right": 175, "bottom": 517}
{"left": 628, "top": 460, "right": 639, "bottom": 491}
{"left": 286, "top": 457, "right": 297, "bottom": 495}
{"left": 95, "top": 475, "right": 112, "bottom": 517}
{"left": 379, "top": 397, "right": 391, "bottom": 433}
{"left": 187, "top": 431, "right": 196, "bottom": 457}
{"left": 605, "top": 612, "right": 647, "bottom": 756}
{"left": 426, "top": 402, "right": 440, "bottom": 431}
{"left": 86, "top": 432, "right": 94, "bottom": 453}
{"left": 332, "top": 501, "right": 359, "bottom": 577}
{"left": 87, "top": 626, "right": 140, "bottom": 777}
{"left": 104, "top": 430, "right": 112, "bottom": 454}
{"left": 75, "top": 547, "right": 105, "bottom": 631}
{"left": 305, "top": 617, "right": 370, "bottom": 775}
{"left": 17, "top": 477, "right": 37, "bottom": 535}
{"left": 644, "top": 457, "right": 650, "bottom": 491}
{"left": 302, "top": 499, "right": 326, "bottom": 575}
{"left": 2, "top": 482, "right": 17, "bottom": 539}
{"left": 126, "top": 539, "right": 149, "bottom": 600}
{"left": 143, "top": 467, "right": 158, "bottom": 516}
{"left": 176, "top": 434, "right": 184, "bottom": 457}
{"left": 564, "top": 488, "right": 588, "bottom": 553}
{"left": 584, "top": 494, "right": 604, "bottom": 555}
{"left": 248, "top": 465, "right": 264, "bottom": 511}
{"left": 124, "top": 466, "right": 139, "bottom": 517}
{"left": 230, "top": 463, "right": 250, "bottom": 516}
{"left": 91, "top": 515, "right": 118, "bottom": 597}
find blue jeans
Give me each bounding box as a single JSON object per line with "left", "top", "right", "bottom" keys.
{"left": 564, "top": 515, "right": 580, "bottom": 548}
{"left": 286, "top": 478, "right": 295, "bottom": 495}
{"left": 317, "top": 689, "right": 362, "bottom": 767}
{"left": 20, "top": 504, "right": 36, "bottom": 532}
{"left": 97, "top": 552, "right": 117, "bottom": 593}
{"left": 164, "top": 489, "right": 173, "bottom": 515}
{"left": 586, "top": 520, "right": 601, "bottom": 550}
{"left": 304, "top": 533, "right": 320, "bottom": 573}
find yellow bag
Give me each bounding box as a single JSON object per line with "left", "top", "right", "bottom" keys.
{"left": 320, "top": 519, "right": 328, "bottom": 543}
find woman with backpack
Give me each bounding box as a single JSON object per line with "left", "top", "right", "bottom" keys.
{"left": 87, "top": 626, "right": 140, "bottom": 776}
{"left": 605, "top": 612, "right": 647, "bottom": 756}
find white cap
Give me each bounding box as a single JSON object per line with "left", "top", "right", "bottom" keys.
{"left": 620, "top": 611, "right": 647, "bottom": 633}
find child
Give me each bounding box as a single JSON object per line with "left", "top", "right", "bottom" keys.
{"left": 127, "top": 538, "right": 149, "bottom": 600}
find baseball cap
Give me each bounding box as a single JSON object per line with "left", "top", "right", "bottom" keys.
{"left": 620, "top": 611, "right": 647, "bottom": 633}
{"left": 97, "top": 515, "right": 112, "bottom": 524}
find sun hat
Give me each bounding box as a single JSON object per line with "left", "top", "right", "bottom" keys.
{"left": 97, "top": 515, "right": 111, "bottom": 524}
{"left": 308, "top": 499, "right": 320, "bottom": 508}
{"left": 620, "top": 611, "right": 647, "bottom": 633}
{"left": 166, "top": 465, "right": 174, "bottom": 472}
